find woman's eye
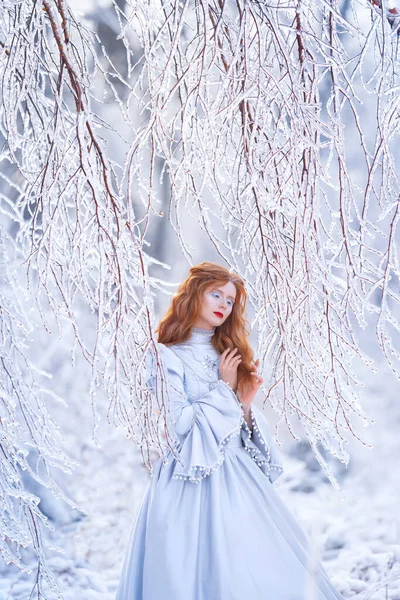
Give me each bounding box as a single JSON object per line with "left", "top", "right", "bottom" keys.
{"left": 211, "top": 292, "right": 233, "bottom": 306}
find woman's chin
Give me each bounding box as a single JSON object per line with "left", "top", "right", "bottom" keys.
{"left": 210, "top": 317, "right": 224, "bottom": 327}
{"left": 202, "top": 319, "right": 219, "bottom": 329}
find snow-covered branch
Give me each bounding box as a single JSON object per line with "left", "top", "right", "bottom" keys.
{"left": 118, "top": 0, "right": 400, "bottom": 486}
{"left": 1, "top": 0, "right": 400, "bottom": 588}
{"left": 0, "top": 228, "right": 80, "bottom": 595}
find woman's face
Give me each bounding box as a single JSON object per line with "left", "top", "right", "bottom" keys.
{"left": 194, "top": 281, "right": 237, "bottom": 330}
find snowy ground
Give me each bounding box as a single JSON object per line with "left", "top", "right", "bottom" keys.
{"left": 1, "top": 334, "right": 400, "bottom": 600}
{"left": 276, "top": 358, "right": 400, "bottom": 600}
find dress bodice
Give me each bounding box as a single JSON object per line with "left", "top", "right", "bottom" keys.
{"left": 145, "top": 326, "right": 284, "bottom": 485}
{"left": 168, "top": 327, "right": 223, "bottom": 401}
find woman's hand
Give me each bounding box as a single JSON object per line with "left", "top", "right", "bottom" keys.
{"left": 219, "top": 347, "right": 242, "bottom": 390}
{"left": 240, "top": 359, "right": 263, "bottom": 406}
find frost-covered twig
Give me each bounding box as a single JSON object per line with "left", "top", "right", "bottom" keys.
{"left": 1, "top": 0, "right": 400, "bottom": 588}
{"left": 0, "top": 230, "right": 80, "bottom": 596}
{"left": 120, "top": 0, "right": 400, "bottom": 487}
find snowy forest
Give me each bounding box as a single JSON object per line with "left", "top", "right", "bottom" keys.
{"left": 1, "top": 0, "right": 400, "bottom": 598}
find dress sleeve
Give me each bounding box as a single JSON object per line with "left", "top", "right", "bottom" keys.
{"left": 240, "top": 403, "right": 284, "bottom": 484}
{"left": 145, "top": 343, "right": 244, "bottom": 483}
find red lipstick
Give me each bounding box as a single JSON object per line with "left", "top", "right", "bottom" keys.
{"left": 214, "top": 312, "right": 223, "bottom": 318}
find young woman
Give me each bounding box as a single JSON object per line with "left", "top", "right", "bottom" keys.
{"left": 115, "top": 262, "right": 345, "bottom": 600}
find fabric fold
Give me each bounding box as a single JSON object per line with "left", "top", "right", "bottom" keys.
{"left": 146, "top": 343, "right": 244, "bottom": 483}
{"left": 116, "top": 331, "right": 346, "bottom": 600}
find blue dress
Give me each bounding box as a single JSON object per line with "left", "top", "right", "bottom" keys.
{"left": 115, "top": 327, "right": 345, "bottom": 600}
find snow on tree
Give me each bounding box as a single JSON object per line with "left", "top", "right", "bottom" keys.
{"left": 1, "top": 0, "right": 400, "bottom": 594}
{"left": 0, "top": 226, "right": 82, "bottom": 597}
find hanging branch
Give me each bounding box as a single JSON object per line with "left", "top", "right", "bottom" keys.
{"left": 0, "top": 229, "right": 80, "bottom": 597}
{"left": 118, "top": 0, "right": 400, "bottom": 487}
{"left": 1, "top": 0, "right": 400, "bottom": 590}
{"left": 0, "top": 0, "right": 180, "bottom": 589}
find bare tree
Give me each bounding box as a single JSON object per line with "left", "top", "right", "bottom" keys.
{"left": 1, "top": 0, "right": 399, "bottom": 594}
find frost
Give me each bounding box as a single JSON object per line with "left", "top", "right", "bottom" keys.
{"left": 1, "top": 0, "right": 400, "bottom": 595}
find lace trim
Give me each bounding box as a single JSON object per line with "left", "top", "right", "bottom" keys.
{"left": 172, "top": 380, "right": 243, "bottom": 484}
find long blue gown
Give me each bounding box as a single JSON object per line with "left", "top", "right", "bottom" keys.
{"left": 115, "top": 327, "right": 345, "bottom": 600}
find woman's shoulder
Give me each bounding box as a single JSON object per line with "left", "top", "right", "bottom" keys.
{"left": 155, "top": 341, "right": 184, "bottom": 354}
{"left": 150, "top": 340, "right": 212, "bottom": 376}
{"left": 149, "top": 342, "right": 186, "bottom": 375}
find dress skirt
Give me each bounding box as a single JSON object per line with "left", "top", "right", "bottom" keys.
{"left": 115, "top": 433, "right": 344, "bottom": 600}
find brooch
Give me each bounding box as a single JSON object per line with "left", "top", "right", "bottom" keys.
{"left": 202, "top": 354, "right": 219, "bottom": 377}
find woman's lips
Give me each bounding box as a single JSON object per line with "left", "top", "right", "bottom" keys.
{"left": 214, "top": 312, "right": 223, "bottom": 318}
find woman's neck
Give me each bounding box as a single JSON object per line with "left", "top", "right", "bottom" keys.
{"left": 179, "top": 326, "right": 216, "bottom": 345}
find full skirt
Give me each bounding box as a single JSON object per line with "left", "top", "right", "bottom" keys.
{"left": 115, "top": 434, "right": 344, "bottom": 600}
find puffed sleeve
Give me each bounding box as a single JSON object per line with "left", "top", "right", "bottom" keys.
{"left": 240, "top": 404, "right": 284, "bottom": 484}
{"left": 145, "top": 343, "right": 244, "bottom": 483}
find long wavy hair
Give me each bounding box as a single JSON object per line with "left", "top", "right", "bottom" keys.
{"left": 156, "top": 262, "right": 255, "bottom": 394}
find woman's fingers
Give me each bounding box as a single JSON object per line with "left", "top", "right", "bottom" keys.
{"left": 229, "top": 353, "right": 242, "bottom": 369}
{"left": 219, "top": 348, "right": 231, "bottom": 366}
{"left": 222, "top": 348, "right": 238, "bottom": 366}
{"left": 220, "top": 348, "right": 242, "bottom": 372}
{"left": 220, "top": 348, "right": 234, "bottom": 360}
{"left": 227, "top": 348, "right": 238, "bottom": 359}
{"left": 250, "top": 373, "right": 263, "bottom": 383}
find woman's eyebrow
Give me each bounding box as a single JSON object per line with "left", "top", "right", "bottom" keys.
{"left": 214, "top": 287, "right": 236, "bottom": 301}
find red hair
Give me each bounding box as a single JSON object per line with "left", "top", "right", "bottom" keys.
{"left": 156, "top": 262, "right": 255, "bottom": 394}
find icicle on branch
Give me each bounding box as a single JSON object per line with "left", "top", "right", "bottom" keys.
{"left": 0, "top": 228, "right": 82, "bottom": 596}
{"left": 0, "top": 0, "right": 180, "bottom": 588}
{"left": 0, "top": 0, "right": 176, "bottom": 461}
{"left": 1, "top": 0, "right": 400, "bottom": 586}
{"left": 115, "top": 0, "right": 400, "bottom": 487}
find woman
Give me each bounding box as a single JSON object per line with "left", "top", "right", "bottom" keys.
{"left": 115, "top": 262, "right": 345, "bottom": 600}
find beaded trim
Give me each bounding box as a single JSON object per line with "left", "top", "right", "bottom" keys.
{"left": 172, "top": 385, "right": 283, "bottom": 484}
{"left": 240, "top": 405, "right": 284, "bottom": 479}
{"left": 172, "top": 380, "right": 244, "bottom": 484}
{"left": 165, "top": 347, "right": 283, "bottom": 484}
{"left": 218, "top": 379, "right": 234, "bottom": 391}
{"left": 241, "top": 406, "right": 270, "bottom": 468}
